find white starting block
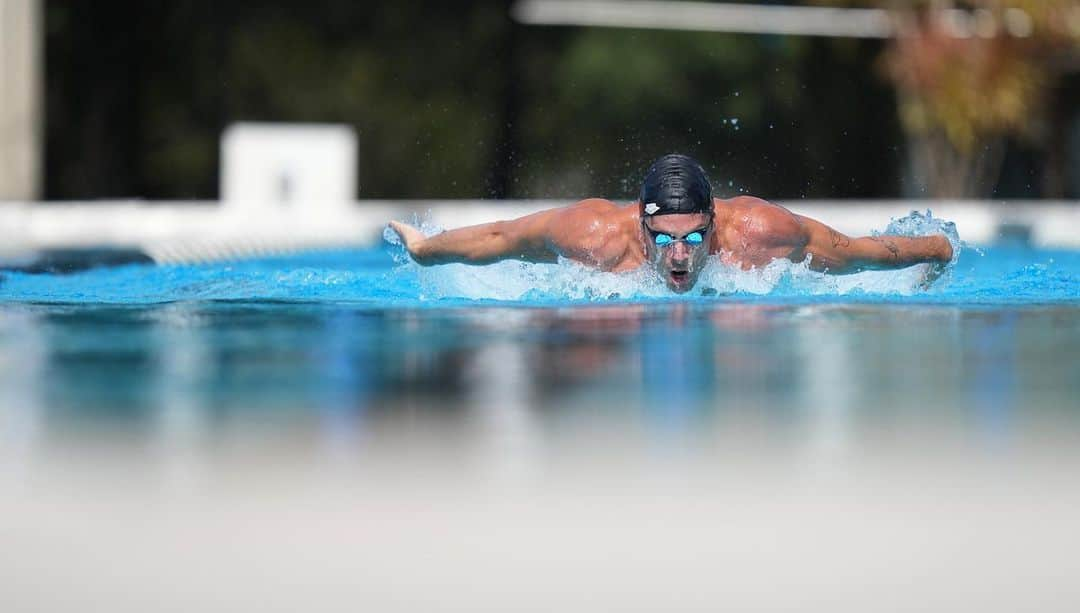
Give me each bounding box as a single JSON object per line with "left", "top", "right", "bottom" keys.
{"left": 220, "top": 122, "right": 357, "bottom": 215}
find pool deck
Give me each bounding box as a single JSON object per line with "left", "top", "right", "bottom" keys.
{"left": 1, "top": 199, "right": 1077, "bottom": 265}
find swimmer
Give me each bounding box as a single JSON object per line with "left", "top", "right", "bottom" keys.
{"left": 387, "top": 154, "right": 953, "bottom": 293}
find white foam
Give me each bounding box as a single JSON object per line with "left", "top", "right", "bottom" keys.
{"left": 415, "top": 258, "right": 667, "bottom": 301}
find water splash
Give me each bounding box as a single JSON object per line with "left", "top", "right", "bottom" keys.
{"left": 394, "top": 210, "right": 964, "bottom": 301}
{"left": 381, "top": 225, "right": 402, "bottom": 246}
{"left": 696, "top": 256, "right": 933, "bottom": 297}
{"left": 4, "top": 212, "right": 1074, "bottom": 306}
{"left": 414, "top": 258, "right": 668, "bottom": 302}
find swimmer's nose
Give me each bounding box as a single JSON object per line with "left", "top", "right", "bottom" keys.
{"left": 670, "top": 241, "right": 692, "bottom": 262}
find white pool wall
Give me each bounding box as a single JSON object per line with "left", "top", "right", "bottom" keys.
{"left": 0, "top": 199, "right": 1077, "bottom": 263}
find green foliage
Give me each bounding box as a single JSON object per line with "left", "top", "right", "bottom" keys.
{"left": 45, "top": 0, "right": 905, "bottom": 200}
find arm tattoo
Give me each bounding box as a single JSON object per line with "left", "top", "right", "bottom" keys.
{"left": 829, "top": 229, "right": 850, "bottom": 249}
{"left": 870, "top": 237, "right": 901, "bottom": 262}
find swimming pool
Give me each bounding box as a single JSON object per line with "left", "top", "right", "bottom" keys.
{"left": 0, "top": 232, "right": 1076, "bottom": 414}
{"left": 2, "top": 232, "right": 1078, "bottom": 611}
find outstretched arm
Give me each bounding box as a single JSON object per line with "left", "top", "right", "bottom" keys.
{"left": 387, "top": 200, "right": 615, "bottom": 266}
{"left": 793, "top": 214, "right": 953, "bottom": 274}
{"left": 387, "top": 211, "right": 558, "bottom": 266}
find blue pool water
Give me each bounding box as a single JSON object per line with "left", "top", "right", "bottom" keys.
{"left": 0, "top": 236, "right": 1076, "bottom": 418}
{"left": 0, "top": 242, "right": 1076, "bottom": 306}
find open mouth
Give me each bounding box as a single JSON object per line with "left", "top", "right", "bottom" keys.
{"left": 670, "top": 270, "right": 689, "bottom": 283}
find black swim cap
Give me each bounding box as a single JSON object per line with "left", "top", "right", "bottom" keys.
{"left": 639, "top": 154, "right": 713, "bottom": 217}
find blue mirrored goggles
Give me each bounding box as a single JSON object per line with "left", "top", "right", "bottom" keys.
{"left": 644, "top": 222, "right": 712, "bottom": 249}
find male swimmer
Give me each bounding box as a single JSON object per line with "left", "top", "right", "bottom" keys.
{"left": 387, "top": 154, "right": 953, "bottom": 294}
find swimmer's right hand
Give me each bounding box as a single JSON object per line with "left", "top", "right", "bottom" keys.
{"left": 387, "top": 221, "right": 428, "bottom": 261}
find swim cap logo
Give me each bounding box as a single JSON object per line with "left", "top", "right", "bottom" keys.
{"left": 644, "top": 202, "right": 660, "bottom": 215}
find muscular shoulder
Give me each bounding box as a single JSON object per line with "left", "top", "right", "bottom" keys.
{"left": 722, "top": 196, "right": 808, "bottom": 250}
{"left": 550, "top": 199, "right": 637, "bottom": 268}
{"left": 511, "top": 198, "right": 618, "bottom": 237}
{"left": 550, "top": 198, "right": 623, "bottom": 227}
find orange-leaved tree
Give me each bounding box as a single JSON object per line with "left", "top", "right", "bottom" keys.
{"left": 822, "top": 0, "right": 1080, "bottom": 197}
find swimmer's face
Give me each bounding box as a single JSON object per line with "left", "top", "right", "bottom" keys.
{"left": 642, "top": 212, "right": 714, "bottom": 293}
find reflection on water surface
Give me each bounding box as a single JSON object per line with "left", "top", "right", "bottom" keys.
{"left": 1, "top": 301, "right": 1076, "bottom": 442}
{"left": 2, "top": 301, "right": 1079, "bottom": 612}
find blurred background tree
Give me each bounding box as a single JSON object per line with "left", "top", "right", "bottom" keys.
{"left": 43, "top": 0, "right": 903, "bottom": 201}
{"left": 42, "top": 0, "right": 1080, "bottom": 201}
{"left": 879, "top": 0, "right": 1080, "bottom": 198}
